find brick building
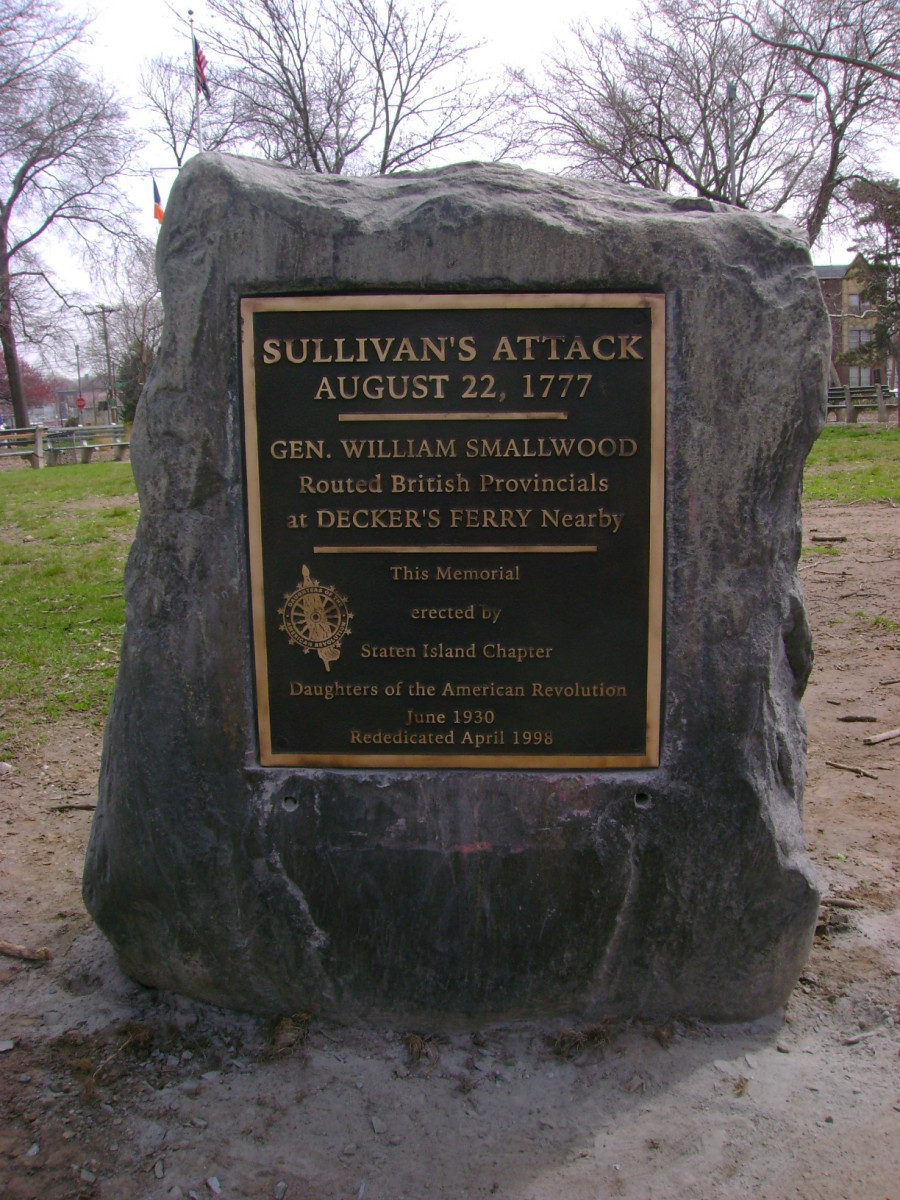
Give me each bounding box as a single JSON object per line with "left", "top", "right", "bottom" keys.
{"left": 816, "top": 255, "right": 891, "bottom": 388}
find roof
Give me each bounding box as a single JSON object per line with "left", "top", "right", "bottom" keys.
{"left": 815, "top": 264, "right": 852, "bottom": 280}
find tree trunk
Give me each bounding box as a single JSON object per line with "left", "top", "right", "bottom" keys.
{"left": 0, "top": 240, "right": 29, "bottom": 428}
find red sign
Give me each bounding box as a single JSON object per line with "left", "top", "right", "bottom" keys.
{"left": 76, "top": 396, "right": 86, "bottom": 410}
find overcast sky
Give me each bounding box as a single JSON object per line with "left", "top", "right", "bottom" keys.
{"left": 82, "top": 0, "right": 626, "bottom": 89}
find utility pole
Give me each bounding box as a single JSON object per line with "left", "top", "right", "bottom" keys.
{"left": 86, "top": 306, "right": 118, "bottom": 426}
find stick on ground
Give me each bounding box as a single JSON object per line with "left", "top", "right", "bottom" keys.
{"left": 0, "top": 939, "right": 52, "bottom": 962}
{"left": 862, "top": 727, "right": 900, "bottom": 746}
{"left": 825, "top": 760, "right": 878, "bottom": 780}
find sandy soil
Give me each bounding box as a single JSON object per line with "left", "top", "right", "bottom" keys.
{"left": 1, "top": 500, "right": 898, "bottom": 1200}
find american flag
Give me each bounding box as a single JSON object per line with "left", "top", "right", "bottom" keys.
{"left": 193, "top": 35, "right": 211, "bottom": 103}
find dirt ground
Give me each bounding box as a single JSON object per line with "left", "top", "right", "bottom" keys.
{"left": 1, "top": 499, "right": 898, "bottom": 1200}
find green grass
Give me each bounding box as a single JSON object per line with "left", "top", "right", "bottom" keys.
{"left": 0, "top": 462, "right": 138, "bottom": 750}
{"left": 855, "top": 610, "right": 900, "bottom": 633}
{"left": 803, "top": 425, "right": 900, "bottom": 503}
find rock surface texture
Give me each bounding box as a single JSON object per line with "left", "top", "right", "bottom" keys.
{"left": 83, "top": 156, "right": 828, "bottom": 1020}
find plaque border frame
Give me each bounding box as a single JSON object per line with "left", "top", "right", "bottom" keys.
{"left": 241, "top": 292, "right": 665, "bottom": 770}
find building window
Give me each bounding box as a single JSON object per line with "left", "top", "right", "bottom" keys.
{"left": 849, "top": 329, "right": 873, "bottom": 349}
{"left": 847, "top": 293, "right": 861, "bottom": 312}
{"left": 848, "top": 365, "right": 872, "bottom": 386}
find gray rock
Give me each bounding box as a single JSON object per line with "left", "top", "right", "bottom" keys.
{"left": 135, "top": 1119, "right": 167, "bottom": 1156}
{"left": 83, "top": 156, "right": 825, "bottom": 1021}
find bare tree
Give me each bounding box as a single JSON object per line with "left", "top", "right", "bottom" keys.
{"left": 726, "top": 0, "right": 900, "bottom": 240}
{"left": 348, "top": 0, "right": 498, "bottom": 173}
{"left": 197, "top": 0, "right": 501, "bottom": 174}
{"left": 0, "top": 0, "right": 138, "bottom": 427}
{"left": 139, "top": 54, "right": 246, "bottom": 167}
{"left": 509, "top": 3, "right": 807, "bottom": 201}
{"left": 511, "top": 0, "right": 898, "bottom": 244}
{"left": 105, "top": 238, "right": 164, "bottom": 421}
{"left": 0, "top": 0, "right": 80, "bottom": 92}
{"left": 729, "top": 0, "right": 900, "bottom": 85}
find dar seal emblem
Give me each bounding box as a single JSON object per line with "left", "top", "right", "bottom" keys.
{"left": 278, "top": 564, "right": 352, "bottom": 672}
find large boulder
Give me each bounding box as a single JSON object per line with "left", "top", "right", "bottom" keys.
{"left": 83, "top": 156, "right": 827, "bottom": 1020}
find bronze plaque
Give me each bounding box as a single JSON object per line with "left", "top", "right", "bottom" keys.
{"left": 241, "top": 293, "right": 664, "bottom": 768}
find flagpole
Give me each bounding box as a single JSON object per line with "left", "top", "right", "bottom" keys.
{"left": 188, "top": 8, "right": 204, "bottom": 153}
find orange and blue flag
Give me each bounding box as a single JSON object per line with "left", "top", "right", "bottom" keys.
{"left": 153, "top": 179, "right": 164, "bottom": 225}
